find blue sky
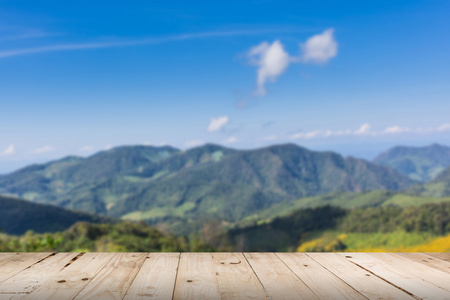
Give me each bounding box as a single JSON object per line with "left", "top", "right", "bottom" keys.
{"left": 1, "top": 0, "right": 450, "bottom": 173}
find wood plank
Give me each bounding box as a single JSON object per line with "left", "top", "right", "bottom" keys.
{"left": 244, "top": 253, "right": 318, "bottom": 300}
{"left": 340, "top": 252, "right": 450, "bottom": 299}
{"left": 0, "top": 253, "right": 80, "bottom": 296}
{"left": 74, "top": 252, "right": 147, "bottom": 300}
{"left": 277, "top": 253, "right": 366, "bottom": 300}
{"left": 0, "top": 253, "right": 53, "bottom": 283}
{"left": 0, "top": 253, "right": 19, "bottom": 264}
{"left": 426, "top": 252, "right": 450, "bottom": 262}
{"left": 212, "top": 252, "right": 268, "bottom": 299}
{"left": 24, "top": 252, "right": 116, "bottom": 300}
{"left": 397, "top": 252, "right": 450, "bottom": 274}
{"left": 308, "top": 253, "right": 414, "bottom": 300}
{"left": 173, "top": 253, "right": 220, "bottom": 300}
{"left": 124, "top": 253, "right": 180, "bottom": 300}
{"left": 367, "top": 253, "right": 450, "bottom": 292}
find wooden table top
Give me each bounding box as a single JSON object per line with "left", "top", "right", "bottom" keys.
{"left": 0, "top": 252, "right": 449, "bottom": 299}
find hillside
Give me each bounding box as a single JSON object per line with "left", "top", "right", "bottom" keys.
{"left": 111, "top": 144, "right": 413, "bottom": 223}
{"left": 0, "top": 195, "right": 106, "bottom": 235}
{"left": 238, "top": 190, "right": 450, "bottom": 225}
{"left": 405, "top": 165, "right": 450, "bottom": 197}
{"left": 0, "top": 143, "right": 414, "bottom": 234}
{"left": 0, "top": 145, "right": 180, "bottom": 213}
{"left": 218, "top": 202, "right": 450, "bottom": 252}
{"left": 0, "top": 221, "right": 213, "bottom": 252}
{"left": 373, "top": 143, "right": 450, "bottom": 182}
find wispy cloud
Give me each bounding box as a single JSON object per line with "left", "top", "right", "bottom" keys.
{"left": 438, "top": 124, "right": 450, "bottom": 132}
{"left": 0, "top": 29, "right": 291, "bottom": 59}
{"left": 0, "top": 145, "right": 15, "bottom": 156}
{"left": 224, "top": 136, "right": 238, "bottom": 144}
{"left": 31, "top": 146, "right": 55, "bottom": 154}
{"left": 246, "top": 28, "right": 338, "bottom": 95}
{"left": 207, "top": 116, "right": 229, "bottom": 132}
{"left": 355, "top": 123, "right": 371, "bottom": 135}
{"left": 289, "top": 123, "right": 450, "bottom": 140}
{"left": 290, "top": 130, "right": 321, "bottom": 139}
{"left": 0, "top": 29, "right": 57, "bottom": 42}
{"left": 383, "top": 126, "right": 410, "bottom": 134}
{"left": 185, "top": 139, "right": 205, "bottom": 148}
{"left": 79, "top": 145, "right": 95, "bottom": 152}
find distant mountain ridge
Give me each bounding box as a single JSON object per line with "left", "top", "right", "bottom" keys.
{"left": 0, "top": 195, "right": 106, "bottom": 235}
{"left": 405, "top": 164, "right": 450, "bottom": 198}
{"left": 0, "top": 143, "right": 414, "bottom": 230}
{"left": 373, "top": 143, "right": 450, "bottom": 182}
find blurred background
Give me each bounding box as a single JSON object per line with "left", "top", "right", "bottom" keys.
{"left": 1, "top": 0, "right": 450, "bottom": 252}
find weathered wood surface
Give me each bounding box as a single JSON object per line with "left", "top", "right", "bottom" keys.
{"left": 0, "top": 253, "right": 448, "bottom": 299}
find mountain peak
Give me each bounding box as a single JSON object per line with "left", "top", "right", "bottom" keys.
{"left": 374, "top": 144, "right": 450, "bottom": 182}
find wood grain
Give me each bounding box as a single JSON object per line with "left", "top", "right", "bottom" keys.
{"left": 1, "top": 252, "right": 449, "bottom": 299}
{"left": 24, "top": 252, "right": 116, "bottom": 300}
{"left": 123, "top": 253, "right": 180, "bottom": 300}
{"left": 74, "top": 252, "right": 147, "bottom": 300}
{"left": 397, "top": 252, "right": 450, "bottom": 274}
{"left": 368, "top": 253, "right": 450, "bottom": 292}
{"left": 277, "top": 252, "right": 365, "bottom": 300}
{"left": 0, "top": 253, "right": 80, "bottom": 295}
{"left": 212, "top": 252, "right": 268, "bottom": 299}
{"left": 309, "top": 253, "right": 414, "bottom": 300}
{"left": 0, "top": 253, "right": 53, "bottom": 283}
{"left": 173, "top": 253, "right": 220, "bottom": 300}
{"left": 244, "top": 253, "right": 318, "bottom": 300}
{"left": 426, "top": 252, "right": 450, "bottom": 262}
{"left": 340, "top": 252, "right": 450, "bottom": 299}
{"left": 0, "top": 253, "right": 19, "bottom": 264}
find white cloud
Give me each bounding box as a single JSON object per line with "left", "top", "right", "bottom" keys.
{"left": 79, "top": 145, "right": 95, "bottom": 152}
{"left": 185, "top": 139, "right": 205, "bottom": 148}
{"left": 287, "top": 123, "right": 450, "bottom": 141}
{"left": 246, "top": 28, "right": 337, "bottom": 95}
{"left": 355, "top": 123, "right": 371, "bottom": 135}
{"left": 384, "top": 126, "right": 410, "bottom": 134}
{"left": 207, "top": 116, "right": 229, "bottom": 132}
{"left": 290, "top": 130, "right": 320, "bottom": 140}
{"left": 248, "top": 40, "right": 290, "bottom": 95}
{"left": 0, "top": 29, "right": 286, "bottom": 59}
{"left": 224, "top": 136, "right": 238, "bottom": 144}
{"left": 301, "top": 28, "right": 338, "bottom": 64}
{"left": 1, "top": 145, "right": 15, "bottom": 156}
{"left": 291, "top": 124, "right": 371, "bottom": 140}
{"left": 32, "top": 146, "right": 55, "bottom": 154}
{"left": 438, "top": 124, "right": 450, "bottom": 132}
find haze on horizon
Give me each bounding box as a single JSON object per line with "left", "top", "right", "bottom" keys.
{"left": 1, "top": 0, "right": 450, "bottom": 173}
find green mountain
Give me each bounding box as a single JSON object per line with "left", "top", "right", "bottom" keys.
{"left": 405, "top": 165, "right": 450, "bottom": 197}
{"left": 0, "top": 145, "right": 180, "bottom": 213}
{"left": 373, "top": 143, "right": 450, "bottom": 182}
{"left": 0, "top": 143, "right": 413, "bottom": 234}
{"left": 112, "top": 144, "right": 413, "bottom": 224}
{"left": 0, "top": 195, "right": 106, "bottom": 235}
